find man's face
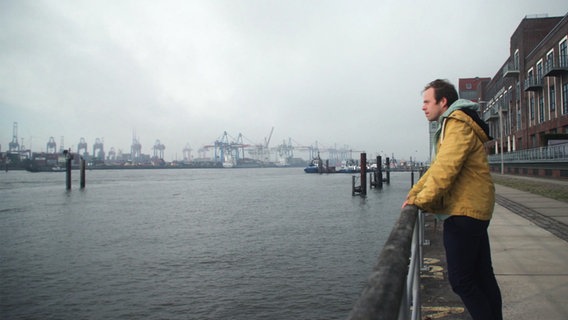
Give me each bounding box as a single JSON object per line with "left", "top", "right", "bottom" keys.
{"left": 422, "top": 87, "right": 447, "bottom": 122}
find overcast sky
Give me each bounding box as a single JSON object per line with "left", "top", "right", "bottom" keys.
{"left": 1, "top": 0, "right": 566, "bottom": 162}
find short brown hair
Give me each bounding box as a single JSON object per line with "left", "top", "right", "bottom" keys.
{"left": 424, "top": 79, "right": 458, "bottom": 107}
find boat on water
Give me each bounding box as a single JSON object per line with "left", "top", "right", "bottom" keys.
{"left": 304, "top": 155, "right": 336, "bottom": 173}
{"left": 303, "top": 156, "right": 322, "bottom": 173}
{"left": 336, "top": 159, "right": 359, "bottom": 173}
{"left": 25, "top": 165, "right": 66, "bottom": 173}
{"left": 303, "top": 162, "right": 319, "bottom": 173}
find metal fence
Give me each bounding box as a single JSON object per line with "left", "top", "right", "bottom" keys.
{"left": 488, "top": 142, "right": 568, "bottom": 163}
{"left": 347, "top": 205, "right": 428, "bottom": 320}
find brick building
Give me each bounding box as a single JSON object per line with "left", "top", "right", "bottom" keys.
{"left": 458, "top": 77, "right": 490, "bottom": 103}
{"left": 465, "top": 13, "right": 568, "bottom": 155}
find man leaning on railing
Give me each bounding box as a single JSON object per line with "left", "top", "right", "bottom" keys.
{"left": 402, "top": 79, "right": 502, "bottom": 320}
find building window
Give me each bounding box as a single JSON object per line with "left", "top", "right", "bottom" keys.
{"left": 546, "top": 51, "right": 554, "bottom": 70}
{"left": 563, "top": 82, "right": 568, "bottom": 115}
{"left": 536, "top": 60, "right": 543, "bottom": 79}
{"left": 560, "top": 39, "right": 567, "bottom": 67}
{"left": 550, "top": 85, "right": 556, "bottom": 112}
{"left": 539, "top": 95, "right": 544, "bottom": 123}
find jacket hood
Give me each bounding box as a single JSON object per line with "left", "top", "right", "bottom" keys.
{"left": 434, "top": 99, "right": 492, "bottom": 145}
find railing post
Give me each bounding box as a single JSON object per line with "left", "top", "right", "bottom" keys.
{"left": 348, "top": 205, "right": 420, "bottom": 320}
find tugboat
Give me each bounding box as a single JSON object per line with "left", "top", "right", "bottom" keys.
{"left": 304, "top": 153, "right": 336, "bottom": 173}
{"left": 303, "top": 158, "right": 321, "bottom": 173}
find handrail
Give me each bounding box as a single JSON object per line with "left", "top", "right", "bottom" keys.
{"left": 488, "top": 142, "right": 568, "bottom": 163}
{"left": 347, "top": 205, "right": 425, "bottom": 320}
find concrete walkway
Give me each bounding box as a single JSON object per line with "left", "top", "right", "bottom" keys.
{"left": 491, "top": 183, "right": 568, "bottom": 320}
{"left": 420, "top": 177, "right": 568, "bottom": 320}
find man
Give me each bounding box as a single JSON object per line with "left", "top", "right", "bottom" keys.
{"left": 403, "top": 79, "right": 502, "bottom": 320}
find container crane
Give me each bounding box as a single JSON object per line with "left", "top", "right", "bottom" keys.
{"left": 107, "top": 147, "right": 116, "bottom": 160}
{"left": 8, "top": 122, "right": 20, "bottom": 152}
{"left": 46, "top": 137, "right": 57, "bottom": 154}
{"left": 183, "top": 143, "right": 192, "bottom": 161}
{"left": 152, "top": 139, "right": 165, "bottom": 159}
{"left": 131, "top": 135, "right": 142, "bottom": 163}
{"left": 77, "top": 138, "right": 88, "bottom": 157}
{"left": 93, "top": 138, "right": 105, "bottom": 160}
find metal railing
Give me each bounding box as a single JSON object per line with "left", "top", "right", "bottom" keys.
{"left": 488, "top": 142, "right": 568, "bottom": 163}
{"left": 347, "top": 205, "right": 428, "bottom": 320}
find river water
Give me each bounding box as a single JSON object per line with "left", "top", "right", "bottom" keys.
{"left": 0, "top": 168, "right": 411, "bottom": 319}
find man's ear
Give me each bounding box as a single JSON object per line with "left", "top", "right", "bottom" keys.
{"left": 440, "top": 97, "right": 448, "bottom": 108}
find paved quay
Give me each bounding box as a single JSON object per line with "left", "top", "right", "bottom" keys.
{"left": 420, "top": 176, "right": 568, "bottom": 320}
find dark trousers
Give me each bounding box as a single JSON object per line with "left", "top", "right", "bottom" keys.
{"left": 443, "top": 216, "right": 503, "bottom": 320}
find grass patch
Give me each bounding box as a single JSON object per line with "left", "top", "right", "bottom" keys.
{"left": 492, "top": 175, "right": 568, "bottom": 203}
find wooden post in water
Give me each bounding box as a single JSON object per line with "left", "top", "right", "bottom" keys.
{"left": 385, "top": 157, "right": 391, "bottom": 184}
{"left": 64, "top": 149, "right": 72, "bottom": 190}
{"left": 80, "top": 158, "right": 86, "bottom": 189}
{"left": 377, "top": 156, "right": 383, "bottom": 189}
{"left": 352, "top": 176, "right": 356, "bottom": 196}
{"left": 360, "top": 153, "right": 367, "bottom": 196}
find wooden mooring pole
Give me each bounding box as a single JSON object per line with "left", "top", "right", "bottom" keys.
{"left": 80, "top": 158, "right": 86, "bottom": 189}
{"left": 352, "top": 153, "right": 367, "bottom": 196}
{"left": 352, "top": 175, "right": 357, "bottom": 196}
{"left": 64, "top": 149, "right": 72, "bottom": 190}
{"left": 371, "top": 155, "right": 383, "bottom": 189}
{"left": 360, "top": 153, "right": 367, "bottom": 196}
{"left": 385, "top": 157, "right": 391, "bottom": 184}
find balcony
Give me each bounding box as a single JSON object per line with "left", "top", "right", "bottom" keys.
{"left": 502, "top": 61, "right": 520, "bottom": 78}
{"left": 482, "top": 106, "right": 499, "bottom": 121}
{"left": 524, "top": 77, "right": 543, "bottom": 92}
{"left": 543, "top": 55, "right": 568, "bottom": 77}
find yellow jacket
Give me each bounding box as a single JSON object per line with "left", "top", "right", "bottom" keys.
{"left": 407, "top": 106, "right": 494, "bottom": 221}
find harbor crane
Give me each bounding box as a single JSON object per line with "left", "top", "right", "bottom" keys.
{"left": 275, "top": 138, "right": 294, "bottom": 166}
{"left": 77, "top": 138, "right": 88, "bottom": 157}
{"left": 93, "top": 138, "right": 105, "bottom": 160}
{"left": 9, "top": 122, "right": 20, "bottom": 152}
{"left": 183, "top": 143, "right": 192, "bottom": 161}
{"left": 153, "top": 139, "right": 165, "bottom": 159}
{"left": 202, "top": 131, "right": 254, "bottom": 166}
{"left": 248, "top": 127, "right": 274, "bottom": 162}
{"left": 46, "top": 137, "right": 57, "bottom": 153}
{"left": 130, "top": 134, "right": 142, "bottom": 163}
{"left": 6, "top": 122, "right": 31, "bottom": 160}
{"left": 107, "top": 147, "right": 116, "bottom": 160}
{"left": 59, "top": 136, "right": 65, "bottom": 153}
